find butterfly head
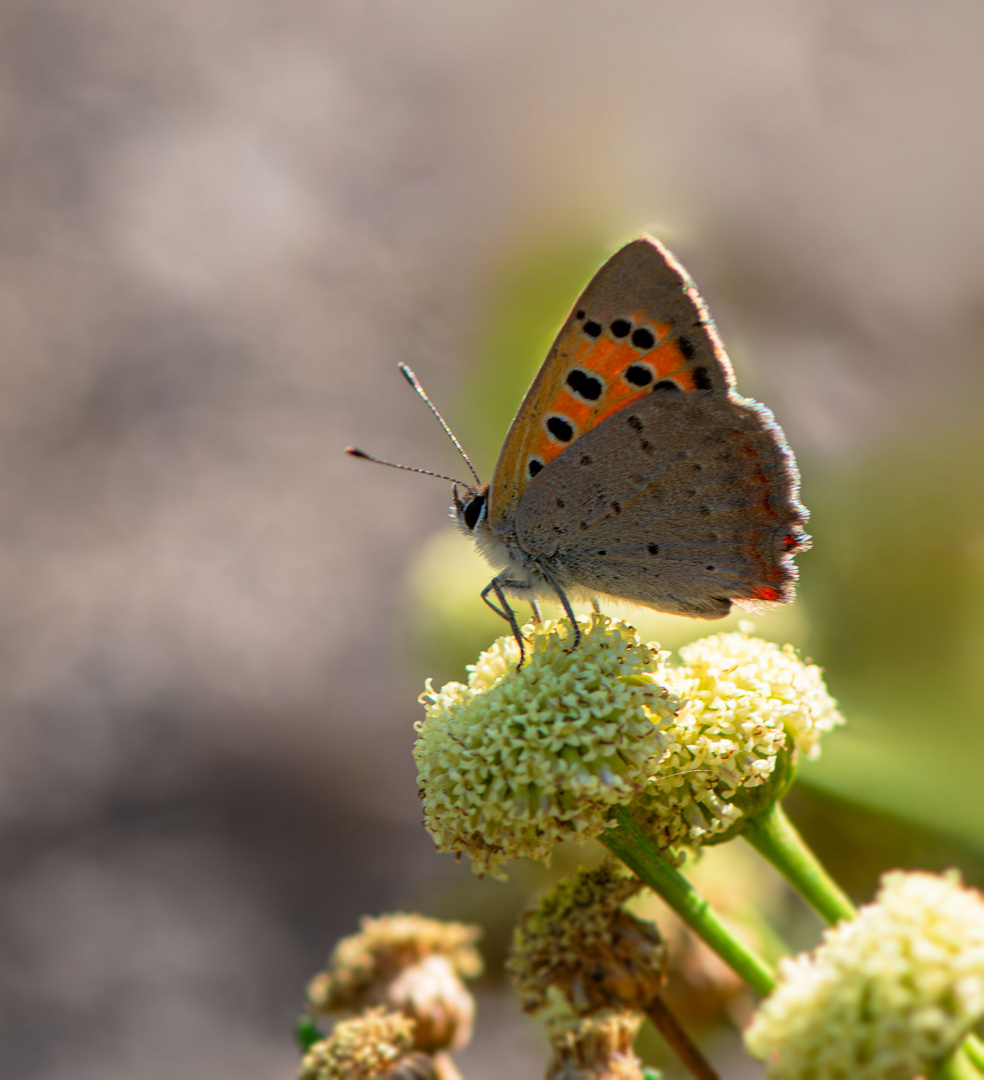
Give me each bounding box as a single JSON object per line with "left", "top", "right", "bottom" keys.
{"left": 452, "top": 482, "right": 489, "bottom": 534}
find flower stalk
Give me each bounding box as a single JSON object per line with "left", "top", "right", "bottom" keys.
{"left": 645, "top": 995, "right": 720, "bottom": 1080}
{"left": 936, "top": 1046, "right": 983, "bottom": 1080}
{"left": 601, "top": 805, "right": 776, "bottom": 997}
{"left": 965, "top": 1035, "right": 984, "bottom": 1071}
{"left": 742, "top": 801, "right": 856, "bottom": 925}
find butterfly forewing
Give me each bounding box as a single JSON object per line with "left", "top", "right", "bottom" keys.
{"left": 487, "top": 237, "right": 735, "bottom": 530}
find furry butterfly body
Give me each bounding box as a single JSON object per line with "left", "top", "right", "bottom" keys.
{"left": 454, "top": 237, "right": 810, "bottom": 633}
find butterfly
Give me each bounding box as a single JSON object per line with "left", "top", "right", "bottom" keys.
{"left": 351, "top": 237, "right": 810, "bottom": 655}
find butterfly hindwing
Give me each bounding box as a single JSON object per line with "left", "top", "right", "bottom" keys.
{"left": 512, "top": 390, "right": 808, "bottom": 615}
{"left": 487, "top": 237, "right": 735, "bottom": 530}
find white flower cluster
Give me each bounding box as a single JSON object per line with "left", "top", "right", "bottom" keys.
{"left": 416, "top": 622, "right": 846, "bottom": 873}
{"left": 636, "top": 632, "right": 843, "bottom": 849}
{"left": 745, "top": 870, "right": 984, "bottom": 1079}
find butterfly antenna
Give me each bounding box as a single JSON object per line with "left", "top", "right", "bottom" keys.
{"left": 344, "top": 447, "right": 475, "bottom": 490}
{"left": 398, "top": 364, "right": 482, "bottom": 486}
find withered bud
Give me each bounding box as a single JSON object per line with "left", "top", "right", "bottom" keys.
{"left": 545, "top": 1012, "right": 644, "bottom": 1080}
{"left": 386, "top": 954, "right": 475, "bottom": 1052}
{"left": 299, "top": 1008, "right": 437, "bottom": 1080}
{"left": 509, "top": 863, "right": 667, "bottom": 1016}
{"left": 308, "top": 914, "right": 481, "bottom": 1054}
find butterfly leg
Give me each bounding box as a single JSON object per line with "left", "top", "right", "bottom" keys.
{"left": 536, "top": 562, "right": 581, "bottom": 650}
{"left": 481, "top": 576, "right": 530, "bottom": 664}
{"left": 590, "top": 598, "right": 601, "bottom": 614}
{"left": 530, "top": 599, "right": 543, "bottom": 623}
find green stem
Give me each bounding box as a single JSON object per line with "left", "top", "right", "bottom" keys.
{"left": 601, "top": 805, "right": 776, "bottom": 997}
{"left": 965, "top": 1035, "right": 984, "bottom": 1072}
{"left": 935, "top": 1045, "right": 984, "bottom": 1080}
{"left": 743, "top": 802, "right": 856, "bottom": 924}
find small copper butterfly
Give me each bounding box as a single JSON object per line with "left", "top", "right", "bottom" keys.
{"left": 350, "top": 237, "right": 810, "bottom": 653}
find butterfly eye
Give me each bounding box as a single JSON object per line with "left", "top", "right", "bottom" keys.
{"left": 462, "top": 492, "right": 486, "bottom": 530}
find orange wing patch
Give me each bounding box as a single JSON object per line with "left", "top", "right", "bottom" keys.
{"left": 519, "top": 313, "right": 711, "bottom": 477}
{"left": 650, "top": 341, "right": 693, "bottom": 382}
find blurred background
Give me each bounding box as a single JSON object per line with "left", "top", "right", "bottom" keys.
{"left": 1, "top": 1, "right": 982, "bottom": 1076}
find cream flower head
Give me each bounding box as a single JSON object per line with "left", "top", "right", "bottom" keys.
{"left": 414, "top": 615, "right": 677, "bottom": 878}
{"left": 634, "top": 630, "right": 844, "bottom": 851}
{"left": 745, "top": 870, "right": 984, "bottom": 1079}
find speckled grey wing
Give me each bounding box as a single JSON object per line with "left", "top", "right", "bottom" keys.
{"left": 512, "top": 389, "right": 810, "bottom": 617}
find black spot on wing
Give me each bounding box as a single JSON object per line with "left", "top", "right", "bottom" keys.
{"left": 566, "top": 368, "right": 603, "bottom": 401}
{"left": 610, "top": 318, "right": 631, "bottom": 338}
{"left": 693, "top": 365, "right": 713, "bottom": 390}
{"left": 583, "top": 320, "right": 602, "bottom": 338}
{"left": 624, "top": 364, "right": 653, "bottom": 386}
{"left": 546, "top": 416, "right": 574, "bottom": 442}
{"left": 631, "top": 327, "right": 655, "bottom": 350}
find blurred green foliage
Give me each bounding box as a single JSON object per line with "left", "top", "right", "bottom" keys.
{"left": 799, "top": 422, "right": 984, "bottom": 852}
{"left": 457, "top": 233, "right": 614, "bottom": 473}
